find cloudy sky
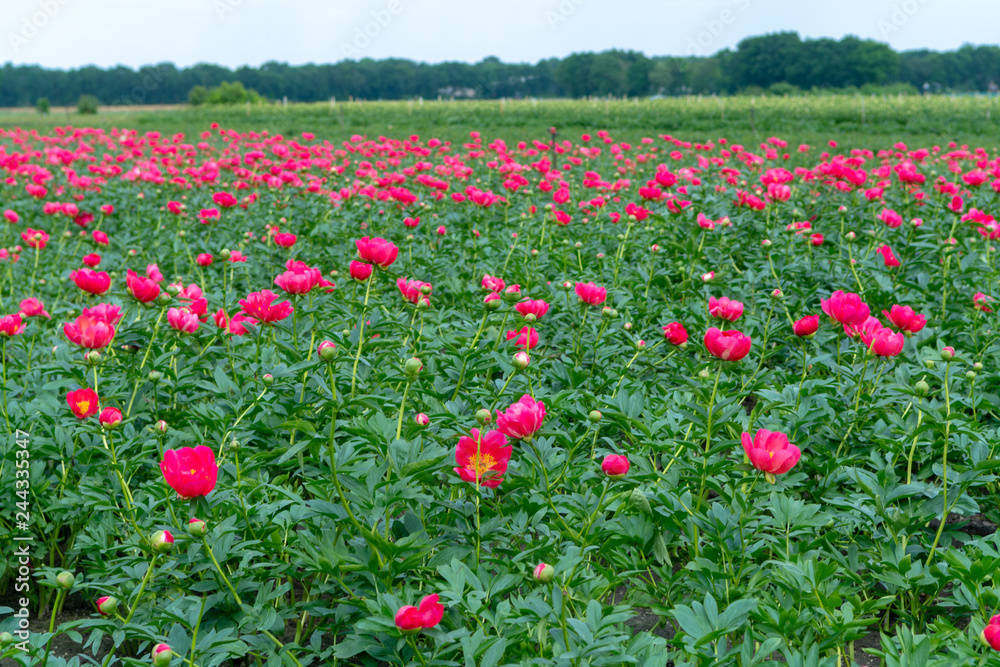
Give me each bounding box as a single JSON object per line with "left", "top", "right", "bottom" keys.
{"left": 2, "top": 0, "right": 995, "bottom": 69}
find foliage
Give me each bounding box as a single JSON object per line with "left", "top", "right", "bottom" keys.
{"left": 35, "top": 98, "right": 50, "bottom": 115}
{"left": 76, "top": 95, "right": 99, "bottom": 115}
{"left": 188, "top": 81, "right": 263, "bottom": 106}
{"left": 1, "top": 120, "right": 1000, "bottom": 667}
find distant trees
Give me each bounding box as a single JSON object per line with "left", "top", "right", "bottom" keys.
{"left": 77, "top": 94, "right": 99, "bottom": 114}
{"left": 2, "top": 34, "right": 1000, "bottom": 107}
{"left": 188, "top": 81, "right": 262, "bottom": 106}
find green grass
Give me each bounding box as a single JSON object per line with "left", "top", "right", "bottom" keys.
{"left": 3, "top": 95, "right": 1000, "bottom": 149}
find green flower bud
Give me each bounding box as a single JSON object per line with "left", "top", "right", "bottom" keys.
{"left": 56, "top": 571, "right": 75, "bottom": 589}
{"left": 187, "top": 518, "right": 207, "bottom": 538}
{"left": 914, "top": 380, "right": 929, "bottom": 396}
{"left": 966, "top": 371, "right": 977, "bottom": 381}
{"left": 588, "top": 410, "right": 603, "bottom": 423}
{"left": 404, "top": 357, "right": 423, "bottom": 377}
{"left": 149, "top": 370, "right": 163, "bottom": 382}
{"left": 262, "top": 374, "right": 274, "bottom": 386}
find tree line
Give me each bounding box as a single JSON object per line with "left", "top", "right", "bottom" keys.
{"left": 3, "top": 32, "right": 1000, "bottom": 108}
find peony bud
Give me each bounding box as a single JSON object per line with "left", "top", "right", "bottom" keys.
{"left": 154, "top": 420, "right": 168, "bottom": 434}
{"left": 533, "top": 562, "right": 555, "bottom": 582}
{"left": 475, "top": 409, "right": 492, "bottom": 425}
{"left": 513, "top": 351, "right": 530, "bottom": 370}
{"left": 262, "top": 374, "right": 274, "bottom": 386}
{"left": 187, "top": 518, "right": 207, "bottom": 537}
{"left": 974, "top": 362, "right": 983, "bottom": 371}
{"left": 219, "top": 248, "right": 231, "bottom": 260}
{"left": 941, "top": 347, "right": 955, "bottom": 361}
{"left": 0, "top": 632, "right": 13, "bottom": 646}
{"left": 414, "top": 412, "right": 429, "bottom": 427}
{"left": 698, "top": 368, "right": 712, "bottom": 380}
{"left": 588, "top": 410, "right": 603, "bottom": 423}
{"left": 97, "top": 595, "right": 118, "bottom": 615}
{"left": 845, "top": 231, "right": 856, "bottom": 242}
{"left": 56, "top": 571, "right": 75, "bottom": 589}
{"left": 966, "top": 371, "right": 977, "bottom": 381}
{"left": 152, "top": 643, "right": 173, "bottom": 667}
{"left": 914, "top": 380, "right": 929, "bottom": 396}
{"left": 761, "top": 239, "right": 772, "bottom": 247}
{"left": 404, "top": 357, "right": 423, "bottom": 377}
{"left": 149, "top": 370, "right": 163, "bottom": 382}
{"left": 318, "top": 340, "right": 337, "bottom": 361}
{"left": 151, "top": 530, "right": 174, "bottom": 554}
{"left": 99, "top": 407, "right": 122, "bottom": 430}
{"left": 165, "top": 284, "right": 180, "bottom": 297}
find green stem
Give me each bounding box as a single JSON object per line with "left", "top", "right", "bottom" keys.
{"left": 350, "top": 276, "right": 374, "bottom": 398}
{"left": 926, "top": 362, "right": 952, "bottom": 567}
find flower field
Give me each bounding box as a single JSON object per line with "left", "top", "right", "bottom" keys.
{"left": 1, "top": 122, "right": 1000, "bottom": 667}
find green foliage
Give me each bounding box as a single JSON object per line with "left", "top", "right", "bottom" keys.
{"left": 77, "top": 94, "right": 99, "bottom": 115}
{"left": 188, "top": 80, "right": 262, "bottom": 106}
{"left": 35, "top": 97, "right": 50, "bottom": 115}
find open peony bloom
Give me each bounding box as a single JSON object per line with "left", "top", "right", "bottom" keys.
{"left": 482, "top": 273, "right": 505, "bottom": 292}
{"left": 821, "top": 290, "right": 870, "bottom": 326}
{"left": 793, "top": 315, "right": 819, "bottom": 337}
{"left": 72, "top": 268, "right": 111, "bottom": 296}
{"left": 239, "top": 290, "right": 293, "bottom": 323}
{"left": 869, "top": 327, "right": 905, "bottom": 357}
{"left": 882, "top": 305, "right": 926, "bottom": 335}
{"left": 0, "top": 313, "right": 25, "bottom": 337}
{"left": 496, "top": 394, "right": 546, "bottom": 441}
{"left": 454, "top": 429, "right": 512, "bottom": 488}
{"left": 19, "top": 298, "right": 50, "bottom": 319}
{"left": 704, "top": 327, "right": 752, "bottom": 361}
{"left": 356, "top": 236, "right": 398, "bottom": 268}
{"left": 397, "top": 277, "right": 431, "bottom": 306}
{"left": 982, "top": 614, "right": 1000, "bottom": 651}
{"left": 742, "top": 429, "right": 800, "bottom": 480}
{"left": 127, "top": 269, "right": 161, "bottom": 303}
{"left": 64, "top": 313, "right": 115, "bottom": 349}
{"left": 67, "top": 388, "right": 99, "bottom": 419}
{"left": 395, "top": 594, "right": 445, "bottom": 633}
{"left": 160, "top": 446, "right": 218, "bottom": 498}
{"left": 876, "top": 245, "right": 901, "bottom": 268}
{"left": 708, "top": 296, "right": 744, "bottom": 321}
{"left": 575, "top": 281, "right": 607, "bottom": 306}
{"left": 506, "top": 325, "right": 538, "bottom": 350}
{"left": 515, "top": 299, "right": 550, "bottom": 320}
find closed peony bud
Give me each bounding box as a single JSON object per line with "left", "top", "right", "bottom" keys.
{"left": 97, "top": 595, "right": 118, "bottom": 615}
{"left": 165, "top": 284, "right": 180, "bottom": 296}
{"left": 219, "top": 248, "right": 231, "bottom": 260}
{"left": 318, "top": 340, "right": 337, "bottom": 361}
{"left": 771, "top": 289, "right": 782, "bottom": 299}
{"left": 404, "top": 357, "right": 423, "bottom": 377}
{"left": 187, "top": 518, "right": 207, "bottom": 537}
{"left": 914, "top": 380, "right": 929, "bottom": 396}
{"left": 152, "top": 643, "right": 173, "bottom": 667}
{"left": 698, "top": 368, "right": 711, "bottom": 380}
{"left": 151, "top": 530, "right": 174, "bottom": 553}
{"left": 154, "top": 420, "right": 168, "bottom": 434}
{"left": 941, "top": 346, "right": 955, "bottom": 361}
{"left": 601, "top": 454, "right": 630, "bottom": 479}
{"left": 966, "top": 371, "right": 977, "bottom": 381}
{"left": 0, "top": 632, "right": 13, "bottom": 646}
{"left": 86, "top": 350, "right": 102, "bottom": 365}
{"left": 149, "top": 370, "right": 163, "bottom": 382}
{"left": 475, "top": 409, "right": 492, "bottom": 425}
{"left": 761, "top": 239, "right": 772, "bottom": 247}
{"left": 924, "top": 359, "right": 935, "bottom": 369}
{"left": 533, "top": 562, "right": 554, "bottom": 582}
{"left": 262, "top": 374, "right": 274, "bottom": 386}
{"left": 99, "top": 407, "right": 122, "bottom": 430}
{"left": 414, "top": 413, "right": 429, "bottom": 427}
{"left": 588, "top": 410, "right": 603, "bottom": 423}
{"left": 513, "top": 351, "right": 531, "bottom": 370}
{"left": 974, "top": 362, "right": 983, "bottom": 371}
{"left": 56, "top": 571, "right": 75, "bottom": 589}
{"left": 845, "top": 231, "right": 856, "bottom": 242}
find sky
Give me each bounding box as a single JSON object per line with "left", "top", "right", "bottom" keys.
{"left": 2, "top": 0, "right": 997, "bottom": 70}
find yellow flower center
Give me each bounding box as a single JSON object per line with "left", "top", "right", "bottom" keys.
{"left": 78, "top": 400, "right": 90, "bottom": 413}
{"left": 469, "top": 452, "right": 497, "bottom": 480}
